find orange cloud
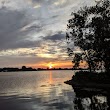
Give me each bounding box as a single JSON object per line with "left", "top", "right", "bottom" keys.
{"left": 26, "top": 60, "right": 73, "bottom": 69}
{"left": 24, "top": 60, "right": 88, "bottom": 69}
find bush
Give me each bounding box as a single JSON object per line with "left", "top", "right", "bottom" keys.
{"left": 72, "top": 71, "right": 110, "bottom": 84}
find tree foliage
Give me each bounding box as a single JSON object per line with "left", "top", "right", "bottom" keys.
{"left": 66, "top": 0, "right": 110, "bottom": 73}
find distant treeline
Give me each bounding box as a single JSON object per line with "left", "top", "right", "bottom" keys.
{"left": 0, "top": 66, "right": 88, "bottom": 72}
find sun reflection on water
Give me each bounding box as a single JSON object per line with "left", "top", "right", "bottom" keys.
{"left": 49, "top": 71, "right": 53, "bottom": 84}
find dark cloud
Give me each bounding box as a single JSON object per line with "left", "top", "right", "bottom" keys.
{"left": 0, "top": 8, "right": 23, "bottom": 49}
{"left": 32, "top": 0, "right": 43, "bottom": 3}
{"left": 0, "top": 8, "right": 25, "bottom": 33}
{"left": 43, "top": 32, "right": 65, "bottom": 41}
{"left": 0, "top": 7, "right": 41, "bottom": 50}
{"left": 9, "top": 40, "right": 41, "bottom": 49}
{"left": 32, "top": 0, "right": 53, "bottom": 4}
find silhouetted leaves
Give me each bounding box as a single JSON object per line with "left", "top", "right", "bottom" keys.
{"left": 66, "top": 0, "right": 110, "bottom": 74}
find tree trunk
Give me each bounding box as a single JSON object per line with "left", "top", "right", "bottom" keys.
{"left": 88, "top": 61, "right": 92, "bottom": 73}
{"left": 104, "top": 60, "right": 110, "bottom": 76}
{"left": 85, "top": 50, "right": 92, "bottom": 73}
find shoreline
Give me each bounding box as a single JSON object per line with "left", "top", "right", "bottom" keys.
{"left": 64, "top": 80, "right": 110, "bottom": 90}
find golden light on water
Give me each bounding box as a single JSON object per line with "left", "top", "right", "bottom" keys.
{"left": 49, "top": 71, "right": 53, "bottom": 84}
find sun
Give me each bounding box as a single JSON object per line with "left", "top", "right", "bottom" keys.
{"left": 48, "top": 63, "right": 53, "bottom": 69}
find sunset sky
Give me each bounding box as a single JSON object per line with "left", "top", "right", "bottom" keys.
{"left": 0, "top": 0, "right": 95, "bottom": 68}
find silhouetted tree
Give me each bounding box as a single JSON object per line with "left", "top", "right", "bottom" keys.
{"left": 22, "top": 66, "right": 27, "bottom": 71}
{"left": 66, "top": 0, "right": 110, "bottom": 74}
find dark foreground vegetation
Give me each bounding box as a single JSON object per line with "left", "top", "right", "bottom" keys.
{"left": 64, "top": 71, "right": 110, "bottom": 89}
{"left": 72, "top": 71, "right": 110, "bottom": 84}
{"left": 65, "top": 0, "right": 110, "bottom": 88}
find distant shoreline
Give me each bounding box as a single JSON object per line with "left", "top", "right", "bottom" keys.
{"left": 0, "top": 67, "right": 88, "bottom": 72}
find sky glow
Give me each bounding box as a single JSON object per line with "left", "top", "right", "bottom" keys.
{"left": 0, "top": 0, "right": 95, "bottom": 68}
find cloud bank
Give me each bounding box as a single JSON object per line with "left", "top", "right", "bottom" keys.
{"left": 0, "top": 0, "right": 95, "bottom": 67}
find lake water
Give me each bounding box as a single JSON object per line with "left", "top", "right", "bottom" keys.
{"left": 0, "top": 70, "right": 75, "bottom": 110}
{"left": 0, "top": 70, "right": 109, "bottom": 110}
